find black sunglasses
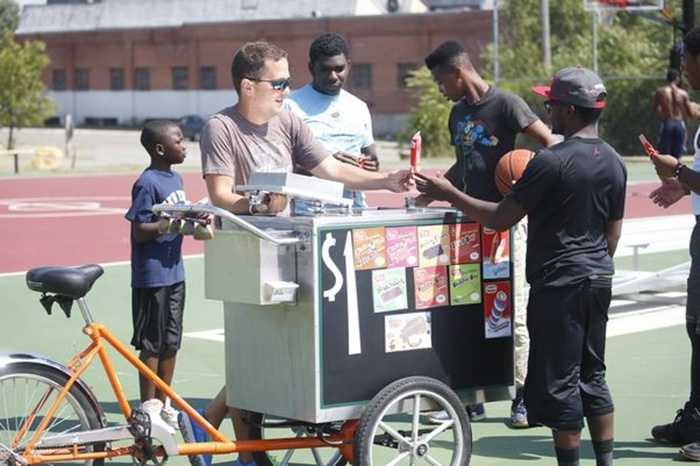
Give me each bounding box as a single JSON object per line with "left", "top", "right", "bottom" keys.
{"left": 543, "top": 100, "right": 569, "bottom": 112}
{"left": 246, "top": 77, "right": 293, "bottom": 91}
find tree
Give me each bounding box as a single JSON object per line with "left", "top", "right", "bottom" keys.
{"left": 403, "top": 0, "right": 682, "bottom": 155}
{"left": 0, "top": 0, "right": 19, "bottom": 34}
{"left": 0, "top": 31, "right": 54, "bottom": 150}
{"left": 484, "top": 0, "right": 675, "bottom": 154}
{"left": 400, "top": 67, "right": 453, "bottom": 158}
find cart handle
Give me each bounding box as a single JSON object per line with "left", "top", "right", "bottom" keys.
{"left": 152, "top": 203, "right": 301, "bottom": 246}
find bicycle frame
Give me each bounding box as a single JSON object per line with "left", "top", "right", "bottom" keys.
{"left": 13, "top": 305, "right": 354, "bottom": 465}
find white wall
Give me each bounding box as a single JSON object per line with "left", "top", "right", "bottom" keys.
{"left": 47, "top": 90, "right": 237, "bottom": 125}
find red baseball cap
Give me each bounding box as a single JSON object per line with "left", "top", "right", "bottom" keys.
{"left": 532, "top": 66, "right": 607, "bottom": 109}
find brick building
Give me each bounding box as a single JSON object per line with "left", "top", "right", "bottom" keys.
{"left": 17, "top": 0, "right": 493, "bottom": 134}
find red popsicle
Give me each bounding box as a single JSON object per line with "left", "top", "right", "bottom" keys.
{"left": 410, "top": 131, "right": 421, "bottom": 172}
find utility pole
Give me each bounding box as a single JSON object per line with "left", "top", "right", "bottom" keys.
{"left": 683, "top": 0, "right": 694, "bottom": 33}
{"left": 493, "top": 0, "right": 499, "bottom": 85}
{"left": 541, "top": 0, "right": 552, "bottom": 74}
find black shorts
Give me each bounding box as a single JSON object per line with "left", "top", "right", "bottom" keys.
{"left": 524, "top": 281, "right": 614, "bottom": 431}
{"left": 131, "top": 281, "right": 186, "bottom": 353}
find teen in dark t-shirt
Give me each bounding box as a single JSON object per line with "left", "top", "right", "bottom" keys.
{"left": 449, "top": 88, "right": 542, "bottom": 202}
{"left": 511, "top": 137, "right": 626, "bottom": 291}
{"left": 415, "top": 67, "right": 624, "bottom": 466}
{"left": 422, "top": 40, "right": 557, "bottom": 428}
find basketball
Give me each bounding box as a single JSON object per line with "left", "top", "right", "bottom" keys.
{"left": 495, "top": 149, "right": 535, "bottom": 195}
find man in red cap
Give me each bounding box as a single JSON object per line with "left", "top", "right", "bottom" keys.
{"left": 414, "top": 66, "right": 627, "bottom": 466}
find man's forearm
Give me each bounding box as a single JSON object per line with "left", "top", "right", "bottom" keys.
{"left": 447, "top": 191, "right": 504, "bottom": 230}
{"left": 208, "top": 189, "right": 250, "bottom": 214}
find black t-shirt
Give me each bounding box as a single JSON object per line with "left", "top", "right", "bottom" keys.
{"left": 449, "top": 87, "right": 538, "bottom": 201}
{"left": 509, "top": 137, "right": 627, "bottom": 290}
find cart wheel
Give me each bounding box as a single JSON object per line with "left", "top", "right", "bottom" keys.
{"left": 353, "top": 376, "right": 471, "bottom": 466}
{"left": 247, "top": 412, "right": 348, "bottom": 466}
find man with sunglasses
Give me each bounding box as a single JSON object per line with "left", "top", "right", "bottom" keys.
{"left": 285, "top": 33, "right": 378, "bottom": 213}
{"left": 200, "top": 41, "right": 411, "bottom": 217}
{"left": 422, "top": 40, "right": 557, "bottom": 428}
{"left": 413, "top": 66, "right": 626, "bottom": 466}
{"left": 192, "top": 40, "right": 412, "bottom": 466}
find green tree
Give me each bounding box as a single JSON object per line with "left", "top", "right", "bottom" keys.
{"left": 0, "top": 0, "right": 19, "bottom": 33}
{"left": 403, "top": 0, "right": 682, "bottom": 155}
{"left": 0, "top": 31, "right": 54, "bottom": 150}
{"left": 485, "top": 0, "right": 676, "bottom": 154}
{"left": 401, "top": 67, "right": 453, "bottom": 158}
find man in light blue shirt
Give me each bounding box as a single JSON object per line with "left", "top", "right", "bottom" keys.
{"left": 285, "top": 33, "right": 378, "bottom": 212}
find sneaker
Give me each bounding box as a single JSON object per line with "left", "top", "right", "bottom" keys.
{"left": 427, "top": 404, "right": 487, "bottom": 424}
{"left": 510, "top": 390, "right": 529, "bottom": 428}
{"left": 652, "top": 402, "right": 700, "bottom": 445}
{"left": 427, "top": 410, "right": 451, "bottom": 424}
{"left": 160, "top": 402, "right": 180, "bottom": 430}
{"left": 467, "top": 403, "right": 486, "bottom": 422}
{"left": 682, "top": 442, "right": 700, "bottom": 461}
{"left": 178, "top": 409, "right": 212, "bottom": 466}
{"left": 140, "top": 399, "right": 175, "bottom": 435}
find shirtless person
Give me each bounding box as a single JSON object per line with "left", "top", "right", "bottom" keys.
{"left": 652, "top": 69, "right": 695, "bottom": 159}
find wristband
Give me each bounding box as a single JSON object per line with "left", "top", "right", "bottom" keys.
{"left": 248, "top": 202, "right": 255, "bottom": 215}
{"left": 674, "top": 163, "right": 685, "bottom": 180}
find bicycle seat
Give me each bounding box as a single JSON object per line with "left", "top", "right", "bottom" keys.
{"left": 26, "top": 264, "right": 104, "bottom": 299}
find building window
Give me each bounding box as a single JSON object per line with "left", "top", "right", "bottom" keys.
{"left": 172, "top": 67, "right": 188, "bottom": 90}
{"left": 134, "top": 68, "right": 150, "bottom": 90}
{"left": 200, "top": 67, "right": 217, "bottom": 90}
{"left": 352, "top": 64, "right": 372, "bottom": 89}
{"left": 110, "top": 68, "right": 124, "bottom": 91}
{"left": 397, "top": 63, "right": 417, "bottom": 89}
{"left": 74, "top": 68, "right": 89, "bottom": 90}
{"left": 52, "top": 69, "right": 66, "bottom": 91}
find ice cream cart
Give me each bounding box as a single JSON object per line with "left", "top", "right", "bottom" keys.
{"left": 155, "top": 173, "right": 516, "bottom": 466}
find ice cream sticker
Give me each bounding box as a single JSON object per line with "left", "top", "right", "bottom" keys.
{"left": 413, "top": 266, "right": 449, "bottom": 309}
{"left": 417, "top": 225, "right": 450, "bottom": 267}
{"left": 385, "top": 226, "right": 419, "bottom": 269}
{"left": 449, "top": 264, "right": 481, "bottom": 305}
{"left": 385, "top": 312, "right": 432, "bottom": 353}
{"left": 484, "top": 281, "right": 511, "bottom": 339}
{"left": 482, "top": 227, "right": 510, "bottom": 279}
{"left": 372, "top": 268, "right": 408, "bottom": 313}
{"left": 352, "top": 228, "right": 387, "bottom": 270}
{"left": 450, "top": 223, "right": 481, "bottom": 264}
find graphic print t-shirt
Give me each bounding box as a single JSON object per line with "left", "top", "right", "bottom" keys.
{"left": 125, "top": 168, "right": 186, "bottom": 288}
{"left": 448, "top": 88, "right": 537, "bottom": 202}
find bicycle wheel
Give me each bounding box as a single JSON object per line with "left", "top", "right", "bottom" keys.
{"left": 248, "top": 412, "right": 347, "bottom": 466}
{"left": 0, "top": 363, "right": 105, "bottom": 466}
{"left": 353, "top": 376, "right": 471, "bottom": 466}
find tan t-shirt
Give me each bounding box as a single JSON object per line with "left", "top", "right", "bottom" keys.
{"left": 200, "top": 105, "right": 328, "bottom": 188}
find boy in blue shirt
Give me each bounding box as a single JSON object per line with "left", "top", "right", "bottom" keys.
{"left": 125, "top": 120, "right": 188, "bottom": 430}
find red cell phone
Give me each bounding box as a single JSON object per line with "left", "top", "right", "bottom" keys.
{"left": 638, "top": 134, "right": 658, "bottom": 157}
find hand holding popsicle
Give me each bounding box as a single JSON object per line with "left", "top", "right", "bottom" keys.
{"left": 640, "top": 134, "right": 684, "bottom": 180}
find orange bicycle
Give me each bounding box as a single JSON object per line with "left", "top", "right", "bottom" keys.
{"left": 1, "top": 208, "right": 472, "bottom": 466}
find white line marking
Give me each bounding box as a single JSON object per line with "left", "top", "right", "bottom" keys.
{"left": 0, "top": 196, "right": 130, "bottom": 218}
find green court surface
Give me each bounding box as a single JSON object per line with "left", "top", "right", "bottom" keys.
{"left": 0, "top": 256, "right": 691, "bottom": 466}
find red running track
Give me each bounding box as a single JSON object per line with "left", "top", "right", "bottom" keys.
{"left": 0, "top": 173, "right": 689, "bottom": 274}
